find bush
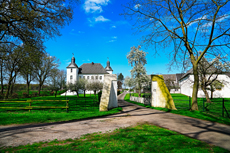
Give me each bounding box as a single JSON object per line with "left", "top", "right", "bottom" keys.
{"left": 22, "top": 92, "right": 29, "bottom": 98}
{"left": 98, "top": 91, "right": 102, "bottom": 102}
{"left": 12, "top": 93, "right": 19, "bottom": 99}
{"left": 0, "top": 93, "right": 4, "bottom": 99}
{"left": 33, "top": 92, "right": 38, "bottom": 97}
{"left": 50, "top": 91, "right": 54, "bottom": 96}
{"left": 117, "top": 91, "right": 121, "bottom": 95}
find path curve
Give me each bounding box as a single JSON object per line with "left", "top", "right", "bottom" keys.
{"left": 0, "top": 92, "right": 230, "bottom": 150}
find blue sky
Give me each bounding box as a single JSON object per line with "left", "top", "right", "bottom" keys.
{"left": 45, "top": 0, "right": 182, "bottom": 78}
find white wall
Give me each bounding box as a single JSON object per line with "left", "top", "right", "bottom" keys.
{"left": 180, "top": 74, "right": 230, "bottom": 98}
{"left": 67, "top": 68, "right": 78, "bottom": 84}
{"left": 179, "top": 75, "right": 193, "bottom": 97}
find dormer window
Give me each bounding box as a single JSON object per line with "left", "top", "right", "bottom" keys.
{"left": 71, "top": 69, "right": 72, "bottom": 73}
{"left": 70, "top": 75, "right": 72, "bottom": 79}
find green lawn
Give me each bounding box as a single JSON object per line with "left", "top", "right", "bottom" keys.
{"left": 1, "top": 123, "right": 228, "bottom": 153}
{"left": 0, "top": 94, "right": 121, "bottom": 125}
{"left": 125, "top": 93, "right": 230, "bottom": 125}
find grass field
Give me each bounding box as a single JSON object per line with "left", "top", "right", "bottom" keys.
{"left": 0, "top": 94, "right": 121, "bottom": 125}
{"left": 1, "top": 123, "right": 228, "bottom": 153}
{"left": 125, "top": 93, "right": 230, "bottom": 125}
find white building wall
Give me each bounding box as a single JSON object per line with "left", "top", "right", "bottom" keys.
{"left": 180, "top": 74, "right": 230, "bottom": 98}
{"left": 67, "top": 68, "right": 78, "bottom": 84}
{"left": 106, "top": 70, "right": 113, "bottom": 74}
{"left": 180, "top": 75, "right": 193, "bottom": 97}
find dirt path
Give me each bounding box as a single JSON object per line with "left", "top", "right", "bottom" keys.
{"left": 1, "top": 92, "right": 230, "bottom": 150}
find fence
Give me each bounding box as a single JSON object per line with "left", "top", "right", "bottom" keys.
{"left": 66, "top": 97, "right": 100, "bottom": 111}
{"left": 0, "top": 100, "right": 69, "bottom": 112}
{"left": 173, "top": 96, "right": 230, "bottom": 118}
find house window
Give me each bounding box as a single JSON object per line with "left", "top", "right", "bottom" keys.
{"left": 83, "top": 76, "right": 85, "bottom": 79}
{"left": 91, "top": 76, "right": 94, "bottom": 80}
{"left": 70, "top": 75, "right": 72, "bottom": 79}
{"left": 100, "top": 76, "right": 102, "bottom": 80}
{"left": 87, "top": 76, "right": 89, "bottom": 79}
{"left": 96, "top": 76, "right": 98, "bottom": 80}
{"left": 71, "top": 69, "right": 72, "bottom": 72}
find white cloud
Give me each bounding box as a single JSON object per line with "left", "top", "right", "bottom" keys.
{"left": 72, "top": 29, "right": 75, "bottom": 31}
{"left": 111, "top": 25, "right": 116, "bottom": 28}
{"left": 108, "top": 40, "right": 116, "bottom": 43}
{"left": 112, "top": 36, "right": 117, "bottom": 39}
{"left": 134, "top": 4, "right": 141, "bottom": 9}
{"left": 78, "top": 31, "right": 85, "bottom": 34}
{"left": 88, "top": 15, "right": 110, "bottom": 26}
{"left": 83, "top": 0, "right": 110, "bottom": 13}
{"left": 95, "top": 15, "right": 110, "bottom": 22}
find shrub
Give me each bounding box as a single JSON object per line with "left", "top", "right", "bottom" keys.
{"left": 117, "top": 91, "right": 121, "bottom": 95}
{"left": 33, "top": 92, "right": 38, "bottom": 97}
{"left": 0, "top": 93, "right": 4, "bottom": 99}
{"left": 22, "top": 92, "right": 28, "bottom": 98}
{"left": 50, "top": 91, "right": 54, "bottom": 96}
{"left": 98, "top": 91, "right": 102, "bottom": 102}
{"left": 12, "top": 93, "right": 19, "bottom": 99}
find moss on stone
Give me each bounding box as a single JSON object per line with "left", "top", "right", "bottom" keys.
{"left": 151, "top": 75, "right": 177, "bottom": 110}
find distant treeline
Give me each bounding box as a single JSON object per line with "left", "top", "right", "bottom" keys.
{"left": 0, "top": 84, "right": 49, "bottom": 91}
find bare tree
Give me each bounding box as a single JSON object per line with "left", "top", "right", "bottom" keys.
{"left": 198, "top": 55, "right": 230, "bottom": 102}
{"left": 20, "top": 45, "right": 42, "bottom": 95}
{"left": 123, "top": 0, "right": 230, "bottom": 110}
{"left": 34, "top": 53, "right": 60, "bottom": 96}
{"left": 4, "top": 45, "right": 27, "bottom": 98}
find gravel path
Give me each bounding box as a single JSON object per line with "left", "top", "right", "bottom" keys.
{"left": 0, "top": 92, "right": 230, "bottom": 150}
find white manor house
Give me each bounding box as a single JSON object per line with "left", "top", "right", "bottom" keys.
{"left": 62, "top": 56, "right": 113, "bottom": 95}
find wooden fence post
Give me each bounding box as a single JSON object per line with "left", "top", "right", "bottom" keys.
{"left": 203, "top": 98, "right": 205, "bottom": 112}
{"left": 222, "top": 98, "right": 224, "bottom": 117}
{"left": 66, "top": 100, "right": 69, "bottom": 113}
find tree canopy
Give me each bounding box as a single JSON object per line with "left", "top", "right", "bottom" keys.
{"left": 0, "top": 0, "right": 76, "bottom": 48}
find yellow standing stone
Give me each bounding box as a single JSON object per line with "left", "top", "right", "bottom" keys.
{"left": 151, "top": 75, "right": 177, "bottom": 110}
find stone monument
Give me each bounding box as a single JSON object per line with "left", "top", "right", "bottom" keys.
{"left": 99, "top": 74, "right": 118, "bottom": 111}
{"left": 151, "top": 75, "right": 177, "bottom": 110}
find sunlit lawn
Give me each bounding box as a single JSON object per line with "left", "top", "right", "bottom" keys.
{"left": 1, "top": 123, "right": 228, "bottom": 153}
{"left": 125, "top": 93, "right": 230, "bottom": 125}
{"left": 0, "top": 94, "right": 121, "bottom": 125}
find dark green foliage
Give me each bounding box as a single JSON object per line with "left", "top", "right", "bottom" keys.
{"left": 117, "top": 91, "right": 121, "bottom": 95}
{"left": 1, "top": 123, "right": 228, "bottom": 153}
{"left": 22, "top": 92, "right": 29, "bottom": 98}
{"left": 11, "top": 93, "right": 18, "bottom": 99}
{"left": 98, "top": 91, "right": 102, "bottom": 102}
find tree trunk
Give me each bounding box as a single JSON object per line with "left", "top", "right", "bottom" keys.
{"left": 191, "top": 65, "right": 199, "bottom": 111}
{"left": 201, "top": 86, "right": 212, "bottom": 103}
{"left": 94, "top": 90, "right": 96, "bottom": 99}
{"left": 27, "top": 74, "right": 30, "bottom": 95}
{"left": 5, "top": 79, "right": 12, "bottom": 99}
{"left": 77, "top": 91, "right": 79, "bottom": 98}
{"left": 84, "top": 90, "right": 86, "bottom": 97}
{"left": 55, "top": 91, "right": 57, "bottom": 97}
{"left": 0, "top": 60, "right": 3, "bottom": 94}
{"left": 38, "top": 84, "right": 42, "bottom": 96}
{"left": 210, "top": 85, "right": 214, "bottom": 99}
